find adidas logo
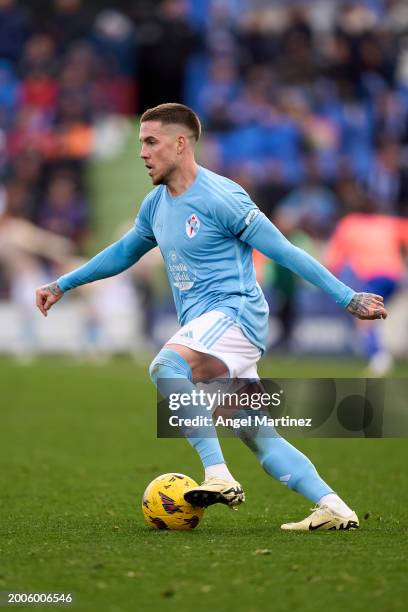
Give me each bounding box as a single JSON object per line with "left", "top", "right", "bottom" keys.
{"left": 180, "top": 331, "right": 193, "bottom": 339}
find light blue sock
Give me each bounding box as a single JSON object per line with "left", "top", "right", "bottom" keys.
{"left": 235, "top": 410, "right": 333, "bottom": 503}
{"left": 149, "top": 348, "right": 224, "bottom": 468}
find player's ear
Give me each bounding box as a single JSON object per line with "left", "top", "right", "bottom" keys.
{"left": 177, "top": 135, "right": 186, "bottom": 155}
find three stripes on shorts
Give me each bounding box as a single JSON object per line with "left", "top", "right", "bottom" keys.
{"left": 198, "top": 315, "right": 234, "bottom": 349}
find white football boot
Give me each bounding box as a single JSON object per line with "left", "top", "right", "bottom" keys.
{"left": 281, "top": 504, "right": 359, "bottom": 531}
{"left": 184, "top": 476, "right": 245, "bottom": 508}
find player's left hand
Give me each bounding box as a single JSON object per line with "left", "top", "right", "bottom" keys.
{"left": 346, "top": 292, "right": 388, "bottom": 320}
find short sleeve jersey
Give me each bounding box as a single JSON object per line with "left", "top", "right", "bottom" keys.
{"left": 134, "top": 166, "right": 269, "bottom": 352}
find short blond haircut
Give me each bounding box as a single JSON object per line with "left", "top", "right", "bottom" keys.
{"left": 141, "top": 103, "right": 201, "bottom": 142}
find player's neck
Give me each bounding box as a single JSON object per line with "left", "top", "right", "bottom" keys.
{"left": 166, "top": 161, "right": 199, "bottom": 198}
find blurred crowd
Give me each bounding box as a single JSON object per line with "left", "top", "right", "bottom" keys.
{"left": 0, "top": 0, "right": 138, "bottom": 273}
{"left": 188, "top": 0, "right": 408, "bottom": 222}
{"left": 1, "top": 0, "right": 408, "bottom": 364}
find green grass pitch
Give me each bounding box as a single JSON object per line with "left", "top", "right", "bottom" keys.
{"left": 1, "top": 357, "right": 407, "bottom": 612}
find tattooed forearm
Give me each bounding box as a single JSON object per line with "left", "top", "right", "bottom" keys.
{"left": 347, "top": 292, "right": 387, "bottom": 320}
{"left": 44, "top": 281, "right": 63, "bottom": 296}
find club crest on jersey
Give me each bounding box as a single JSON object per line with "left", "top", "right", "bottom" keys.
{"left": 186, "top": 213, "right": 200, "bottom": 238}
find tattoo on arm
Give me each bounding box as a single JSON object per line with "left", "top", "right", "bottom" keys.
{"left": 44, "top": 282, "right": 62, "bottom": 296}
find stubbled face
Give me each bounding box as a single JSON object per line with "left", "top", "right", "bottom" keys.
{"left": 139, "top": 121, "right": 181, "bottom": 185}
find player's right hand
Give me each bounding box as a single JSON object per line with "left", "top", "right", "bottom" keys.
{"left": 36, "top": 282, "right": 64, "bottom": 317}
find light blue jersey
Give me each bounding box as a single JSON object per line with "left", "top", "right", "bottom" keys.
{"left": 134, "top": 166, "right": 270, "bottom": 351}
{"left": 57, "top": 166, "right": 355, "bottom": 353}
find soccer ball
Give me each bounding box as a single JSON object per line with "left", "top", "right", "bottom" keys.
{"left": 142, "top": 473, "right": 204, "bottom": 530}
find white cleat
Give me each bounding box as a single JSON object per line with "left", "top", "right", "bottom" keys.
{"left": 281, "top": 505, "right": 359, "bottom": 531}
{"left": 184, "top": 476, "right": 245, "bottom": 509}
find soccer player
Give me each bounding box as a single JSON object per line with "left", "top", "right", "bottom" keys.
{"left": 36, "top": 103, "right": 387, "bottom": 531}
{"left": 326, "top": 203, "right": 408, "bottom": 375}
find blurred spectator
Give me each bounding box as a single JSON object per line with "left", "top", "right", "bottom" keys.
{"left": 274, "top": 154, "right": 339, "bottom": 239}
{"left": 365, "top": 139, "right": 408, "bottom": 215}
{"left": 55, "top": 42, "right": 96, "bottom": 126}
{"left": 0, "top": 59, "right": 20, "bottom": 131}
{"left": 38, "top": 173, "right": 87, "bottom": 247}
{"left": 20, "top": 35, "right": 58, "bottom": 115}
{"left": 276, "top": 7, "right": 318, "bottom": 86}
{"left": 2, "top": 179, "right": 31, "bottom": 218}
{"left": 198, "top": 57, "right": 242, "bottom": 129}
{"left": 47, "top": 0, "right": 91, "bottom": 56}
{"left": 12, "top": 150, "right": 42, "bottom": 186}
{"left": 238, "top": 7, "right": 283, "bottom": 69}
{"left": 136, "top": 0, "right": 201, "bottom": 111}
{"left": 326, "top": 199, "right": 408, "bottom": 373}
{"left": 10, "top": 151, "right": 43, "bottom": 219}
{"left": 372, "top": 89, "right": 407, "bottom": 141}
{"left": 20, "top": 33, "right": 56, "bottom": 78}
{"left": 91, "top": 9, "right": 137, "bottom": 115}
{"left": 92, "top": 9, "right": 136, "bottom": 78}
{"left": 325, "top": 30, "right": 360, "bottom": 98}
{"left": 0, "top": 0, "right": 32, "bottom": 65}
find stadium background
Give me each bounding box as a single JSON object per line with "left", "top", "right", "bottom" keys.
{"left": 1, "top": 2, "right": 407, "bottom": 612}
{"left": 1, "top": 0, "right": 408, "bottom": 364}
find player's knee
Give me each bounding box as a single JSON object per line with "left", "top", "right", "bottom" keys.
{"left": 148, "top": 356, "right": 162, "bottom": 385}
{"left": 148, "top": 352, "right": 170, "bottom": 385}
{"left": 148, "top": 348, "right": 192, "bottom": 385}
